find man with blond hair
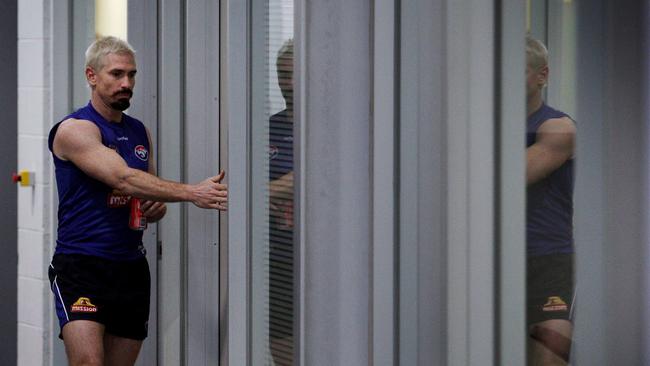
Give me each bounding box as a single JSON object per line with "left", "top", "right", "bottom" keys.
{"left": 48, "top": 36, "right": 227, "bottom": 365}
{"left": 525, "top": 35, "right": 577, "bottom": 366}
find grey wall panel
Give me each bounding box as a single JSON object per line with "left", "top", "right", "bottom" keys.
{"left": 0, "top": 1, "right": 17, "bottom": 365}
{"left": 185, "top": 0, "right": 222, "bottom": 364}
{"left": 128, "top": 1, "right": 160, "bottom": 365}
{"left": 574, "top": 0, "right": 647, "bottom": 365}
{"left": 573, "top": 1, "right": 607, "bottom": 363}
{"left": 158, "top": 0, "right": 185, "bottom": 364}
{"left": 372, "top": 0, "right": 397, "bottom": 364}
{"left": 527, "top": 0, "right": 546, "bottom": 41}
{"left": 71, "top": 0, "right": 94, "bottom": 108}
{"left": 294, "top": 0, "right": 306, "bottom": 363}
{"left": 496, "top": 1, "right": 526, "bottom": 365}
{"left": 302, "top": 0, "right": 372, "bottom": 364}
{"left": 223, "top": 0, "right": 250, "bottom": 364}
{"left": 399, "top": 0, "right": 446, "bottom": 365}
{"left": 51, "top": 2, "right": 70, "bottom": 364}
{"left": 445, "top": 0, "right": 496, "bottom": 364}
{"left": 600, "top": 1, "right": 645, "bottom": 364}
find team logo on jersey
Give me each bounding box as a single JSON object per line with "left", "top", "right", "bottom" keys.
{"left": 134, "top": 145, "right": 148, "bottom": 161}
{"left": 269, "top": 145, "right": 279, "bottom": 160}
{"left": 107, "top": 190, "right": 131, "bottom": 208}
{"left": 542, "top": 296, "right": 568, "bottom": 312}
{"left": 71, "top": 297, "right": 98, "bottom": 313}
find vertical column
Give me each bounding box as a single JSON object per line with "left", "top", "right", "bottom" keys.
{"left": 372, "top": 0, "right": 397, "bottom": 365}
{"left": 495, "top": 1, "right": 526, "bottom": 365}
{"left": 185, "top": 0, "right": 222, "bottom": 364}
{"left": 222, "top": 0, "right": 250, "bottom": 364}
{"left": 50, "top": 2, "right": 71, "bottom": 364}
{"left": 572, "top": 2, "right": 607, "bottom": 364}
{"left": 0, "top": 0, "right": 17, "bottom": 365}
{"left": 128, "top": 1, "right": 160, "bottom": 365}
{"left": 399, "top": 0, "right": 446, "bottom": 364}
{"left": 574, "top": 1, "right": 647, "bottom": 365}
{"left": 151, "top": 0, "right": 184, "bottom": 363}
{"left": 17, "top": 0, "right": 53, "bottom": 365}
{"left": 445, "top": 0, "right": 496, "bottom": 364}
{"left": 301, "top": 1, "right": 372, "bottom": 365}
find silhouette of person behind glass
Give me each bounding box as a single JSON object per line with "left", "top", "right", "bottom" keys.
{"left": 268, "top": 39, "right": 294, "bottom": 366}
{"left": 525, "top": 35, "right": 577, "bottom": 366}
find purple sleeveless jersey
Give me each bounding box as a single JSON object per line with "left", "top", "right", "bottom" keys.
{"left": 526, "top": 103, "right": 575, "bottom": 257}
{"left": 48, "top": 102, "right": 150, "bottom": 260}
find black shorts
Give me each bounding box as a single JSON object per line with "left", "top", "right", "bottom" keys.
{"left": 48, "top": 254, "right": 150, "bottom": 340}
{"left": 527, "top": 253, "right": 575, "bottom": 325}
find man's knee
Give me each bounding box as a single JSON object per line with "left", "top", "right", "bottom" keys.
{"left": 62, "top": 320, "right": 105, "bottom": 366}
{"left": 529, "top": 322, "right": 572, "bottom": 362}
{"left": 66, "top": 352, "right": 104, "bottom": 366}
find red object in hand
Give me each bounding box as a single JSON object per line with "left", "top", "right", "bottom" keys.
{"left": 11, "top": 173, "right": 21, "bottom": 183}
{"left": 129, "top": 198, "right": 148, "bottom": 231}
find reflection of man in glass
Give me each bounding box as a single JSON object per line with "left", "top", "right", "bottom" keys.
{"left": 268, "top": 39, "right": 294, "bottom": 365}
{"left": 525, "top": 35, "right": 577, "bottom": 366}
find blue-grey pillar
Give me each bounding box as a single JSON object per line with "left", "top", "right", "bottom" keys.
{"left": 0, "top": 0, "right": 17, "bottom": 364}
{"left": 301, "top": 1, "right": 372, "bottom": 364}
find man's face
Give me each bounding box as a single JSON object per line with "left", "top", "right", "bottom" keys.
{"left": 87, "top": 53, "right": 137, "bottom": 111}
{"left": 277, "top": 56, "right": 293, "bottom": 103}
{"left": 525, "top": 61, "right": 548, "bottom": 101}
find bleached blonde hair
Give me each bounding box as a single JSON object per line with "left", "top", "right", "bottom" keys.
{"left": 85, "top": 36, "right": 135, "bottom": 72}
{"left": 526, "top": 34, "right": 548, "bottom": 70}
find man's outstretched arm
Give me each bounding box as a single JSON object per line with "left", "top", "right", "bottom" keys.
{"left": 53, "top": 118, "right": 227, "bottom": 210}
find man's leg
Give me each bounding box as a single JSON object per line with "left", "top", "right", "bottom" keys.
{"left": 103, "top": 334, "right": 143, "bottom": 366}
{"left": 61, "top": 320, "right": 105, "bottom": 366}
{"left": 528, "top": 319, "right": 572, "bottom": 366}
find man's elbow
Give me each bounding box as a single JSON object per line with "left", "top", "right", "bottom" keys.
{"left": 112, "top": 168, "right": 139, "bottom": 194}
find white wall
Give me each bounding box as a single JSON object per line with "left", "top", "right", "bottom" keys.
{"left": 17, "top": 0, "right": 55, "bottom": 365}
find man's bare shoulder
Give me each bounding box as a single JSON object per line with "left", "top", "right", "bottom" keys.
{"left": 53, "top": 119, "right": 102, "bottom": 160}
{"left": 538, "top": 116, "right": 576, "bottom": 134}
{"left": 535, "top": 116, "right": 576, "bottom": 157}
{"left": 56, "top": 118, "right": 103, "bottom": 142}
{"left": 57, "top": 118, "right": 100, "bottom": 133}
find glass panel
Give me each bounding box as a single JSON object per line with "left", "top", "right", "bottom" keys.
{"left": 71, "top": 0, "right": 129, "bottom": 109}
{"left": 72, "top": 0, "right": 95, "bottom": 108}
{"left": 526, "top": 2, "right": 577, "bottom": 364}
{"left": 250, "top": 1, "right": 295, "bottom": 365}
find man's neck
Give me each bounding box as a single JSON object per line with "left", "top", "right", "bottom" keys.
{"left": 90, "top": 95, "right": 123, "bottom": 123}
{"left": 527, "top": 95, "right": 543, "bottom": 118}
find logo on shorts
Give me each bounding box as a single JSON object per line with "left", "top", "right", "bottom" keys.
{"left": 134, "top": 145, "right": 148, "bottom": 161}
{"left": 542, "top": 296, "right": 568, "bottom": 312}
{"left": 71, "top": 297, "right": 98, "bottom": 313}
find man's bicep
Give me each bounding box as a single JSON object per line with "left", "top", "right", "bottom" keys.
{"left": 536, "top": 118, "right": 576, "bottom": 159}
{"left": 71, "top": 144, "right": 131, "bottom": 187}
{"left": 55, "top": 121, "right": 130, "bottom": 188}
{"left": 526, "top": 118, "right": 576, "bottom": 185}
